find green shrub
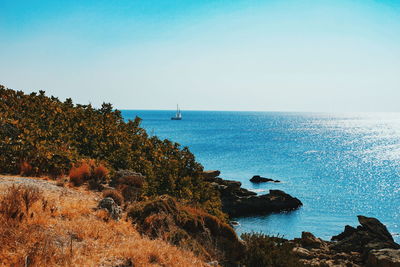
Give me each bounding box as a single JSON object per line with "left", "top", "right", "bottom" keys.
{"left": 240, "top": 233, "right": 304, "bottom": 267}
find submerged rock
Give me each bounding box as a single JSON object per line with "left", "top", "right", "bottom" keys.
{"left": 250, "top": 175, "right": 280, "bottom": 183}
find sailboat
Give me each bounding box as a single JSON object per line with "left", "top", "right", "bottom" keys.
{"left": 171, "top": 104, "right": 182, "bottom": 120}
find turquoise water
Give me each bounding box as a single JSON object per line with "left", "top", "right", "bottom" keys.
{"left": 121, "top": 110, "right": 400, "bottom": 242}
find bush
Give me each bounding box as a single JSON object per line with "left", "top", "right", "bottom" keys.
{"left": 0, "top": 185, "right": 43, "bottom": 221}
{"left": 103, "top": 190, "right": 123, "bottom": 206}
{"left": 69, "top": 162, "right": 91, "bottom": 186}
{"left": 239, "top": 233, "right": 304, "bottom": 267}
{"left": 127, "top": 195, "right": 244, "bottom": 263}
{"left": 69, "top": 159, "right": 109, "bottom": 187}
{"left": 93, "top": 164, "right": 109, "bottom": 180}
{"left": 20, "top": 161, "right": 33, "bottom": 176}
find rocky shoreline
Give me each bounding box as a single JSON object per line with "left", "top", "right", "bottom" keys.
{"left": 291, "top": 215, "right": 400, "bottom": 266}
{"left": 203, "top": 170, "right": 302, "bottom": 217}
{"left": 203, "top": 171, "right": 400, "bottom": 266}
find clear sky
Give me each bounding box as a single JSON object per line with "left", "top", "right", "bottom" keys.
{"left": 1, "top": 0, "right": 399, "bottom": 112}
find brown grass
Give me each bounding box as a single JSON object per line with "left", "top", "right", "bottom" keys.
{"left": 0, "top": 180, "right": 207, "bottom": 266}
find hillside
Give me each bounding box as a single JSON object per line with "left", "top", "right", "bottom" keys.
{"left": 0, "top": 175, "right": 207, "bottom": 266}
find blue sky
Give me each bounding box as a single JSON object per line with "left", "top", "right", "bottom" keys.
{"left": 1, "top": 0, "right": 399, "bottom": 112}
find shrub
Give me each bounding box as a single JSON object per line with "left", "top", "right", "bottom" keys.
{"left": 20, "top": 161, "right": 33, "bottom": 176}
{"left": 118, "top": 175, "right": 144, "bottom": 188}
{"left": 127, "top": 195, "right": 244, "bottom": 263}
{"left": 0, "top": 185, "right": 42, "bottom": 221}
{"left": 239, "top": 233, "right": 304, "bottom": 267}
{"left": 21, "top": 186, "right": 42, "bottom": 215}
{"left": 93, "top": 164, "right": 109, "bottom": 180}
{"left": 103, "top": 190, "right": 123, "bottom": 206}
{"left": 69, "top": 160, "right": 109, "bottom": 188}
{"left": 69, "top": 162, "right": 91, "bottom": 186}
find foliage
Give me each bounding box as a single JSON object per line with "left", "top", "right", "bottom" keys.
{"left": 68, "top": 159, "right": 109, "bottom": 188}
{"left": 0, "top": 85, "right": 222, "bottom": 216}
{"left": 103, "top": 189, "right": 124, "bottom": 206}
{"left": 127, "top": 195, "right": 244, "bottom": 263}
{"left": 240, "top": 232, "right": 305, "bottom": 267}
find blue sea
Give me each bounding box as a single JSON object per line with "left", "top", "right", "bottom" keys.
{"left": 121, "top": 110, "right": 400, "bottom": 242}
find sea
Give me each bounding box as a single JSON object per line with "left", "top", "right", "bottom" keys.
{"left": 121, "top": 110, "right": 400, "bottom": 243}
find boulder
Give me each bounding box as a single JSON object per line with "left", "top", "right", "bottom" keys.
{"left": 221, "top": 189, "right": 302, "bottom": 217}
{"left": 250, "top": 175, "right": 280, "bottom": 183}
{"left": 292, "top": 247, "right": 313, "bottom": 259}
{"left": 358, "top": 215, "right": 395, "bottom": 243}
{"left": 367, "top": 249, "right": 400, "bottom": 267}
{"left": 205, "top": 175, "right": 302, "bottom": 217}
{"left": 330, "top": 216, "right": 400, "bottom": 255}
{"left": 98, "top": 197, "right": 122, "bottom": 220}
{"left": 295, "top": 232, "right": 329, "bottom": 250}
{"left": 202, "top": 170, "right": 221, "bottom": 181}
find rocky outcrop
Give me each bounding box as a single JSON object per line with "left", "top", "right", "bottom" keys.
{"left": 98, "top": 197, "right": 122, "bottom": 220}
{"left": 290, "top": 216, "right": 400, "bottom": 267}
{"left": 203, "top": 171, "right": 302, "bottom": 217}
{"left": 331, "top": 215, "right": 400, "bottom": 255}
{"left": 367, "top": 249, "right": 400, "bottom": 267}
{"left": 250, "top": 175, "right": 280, "bottom": 183}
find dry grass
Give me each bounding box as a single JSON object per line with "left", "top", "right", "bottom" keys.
{"left": 0, "top": 179, "right": 207, "bottom": 267}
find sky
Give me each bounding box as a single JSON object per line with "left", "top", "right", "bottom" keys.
{"left": 0, "top": 0, "right": 399, "bottom": 112}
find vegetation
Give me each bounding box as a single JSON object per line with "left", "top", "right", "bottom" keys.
{"left": 0, "top": 85, "right": 221, "bottom": 216}
{"left": 0, "top": 182, "right": 206, "bottom": 266}
{"left": 127, "top": 195, "right": 245, "bottom": 264}
{"left": 239, "top": 233, "right": 304, "bottom": 267}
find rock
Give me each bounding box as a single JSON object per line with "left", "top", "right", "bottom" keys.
{"left": 367, "top": 249, "right": 400, "bottom": 267}
{"left": 230, "top": 221, "right": 240, "bottom": 226}
{"left": 330, "top": 216, "right": 400, "bottom": 256}
{"left": 293, "top": 247, "right": 313, "bottom": 259}
{"left": 207, "top": 261, "right": 219, "bottom": 266}
{"left": 204, "top": 175, "right": 302, "bottom": 217}
{"left": 358, "top": 215, "right": 395, "bottom": 243}
{"left": 202, "top": 170, "right": 221, "bottom": 181}
{"left": 98, "top": 197, "right": 122, "bottom": 220}
{"left": 250, "top": 175, "right": 280, "bottom": 183}
{"left": 221, "top": 188, "right": 302, "bottom": 217}
{"left": 332, "top": 225, "right": 357, "bottom": 241}
{"left": 298, "top": 232, "right": 328, "bottom": 250}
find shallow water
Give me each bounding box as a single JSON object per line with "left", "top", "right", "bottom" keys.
{"left": 121, "top": 110, "right": 400, "bottom": 242}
